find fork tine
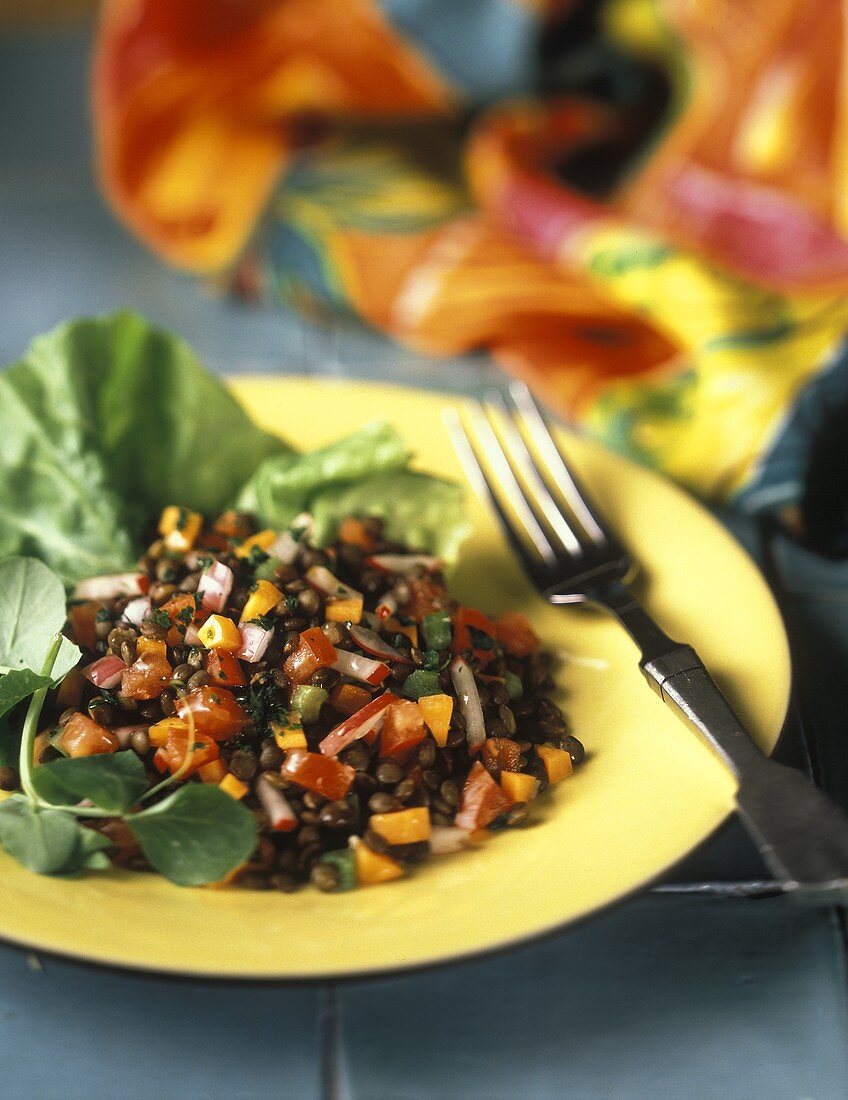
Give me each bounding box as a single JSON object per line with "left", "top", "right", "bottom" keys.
{"left": 509, "top": 380, "right": 608, "bottom": 545}
{"left": 442, "top": 408, "right": 558, "bottom": 574}
{"left": 482, "top": 391, "right": 583, "bottom": 558}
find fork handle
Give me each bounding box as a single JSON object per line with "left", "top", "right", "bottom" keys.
{"left": 642, "top": 646, "right": 848, "bottom": 900}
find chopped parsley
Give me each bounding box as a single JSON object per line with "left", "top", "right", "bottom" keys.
{"left": 149, "top": 608, "right": 171, "bottom": 630}
{"left": 248, "top": 545, "right": 270, "bottom": 567}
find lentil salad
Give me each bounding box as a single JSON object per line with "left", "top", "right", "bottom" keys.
{"left": 2, "top": 506, "right": 582, "bottom": 892}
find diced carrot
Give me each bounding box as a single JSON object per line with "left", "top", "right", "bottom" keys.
{"left": 121, "top": 652, "right": 173, "bottom": 700}
{"left": 175, "top": 686, "right": 248, "bottom": 741}
{"left": 535, "top": 744, "right": 574, "bottom": 784}
{"left": 369, "top": 807, "right": 431, "bottom": 845}
{"left": 338, "top": 517, "right": 375, "bottom": 552}
{"left": 454, "top": 761, "right": 512, "bottom": 830}
{"left": 495, "top": 612, "right": 540, "bottom": 657}
{"left": 204, "top": 649, "right": 245, "bottom": 688}
{"left": 68, "top": 601, "right": 100, "bottom": 650}
{"left": 330, "top": 682, "right": 372, "bottom": 715}
{"left": 219, "top": 773, "right": 249, "bottom": 800}
{"left": 283, "top": 627, "right": 337, "bottom": 685}
{"left": 482, "top": 737, "right": 523, "bottom": 777}
{"left": 198, "top": 759, "right": 228, "bottom": 784}
{"left": 325, "top": 596, "right": 364, "bottom": 624}
{"left": 500, "top": 771, "right": 540, "bottom": 805}
{"left": 380, "top": 700, "right": 426, "bottom": 763}
{"left": 354, "top": 841, "right": 404, "bottom": 885}
{"left": 280, "top": 750, "right": 355, "bottom": 801}
{"left": 58, "top": 713, "right": 119, "bottom": 758}
{"left": 417, "top": 694, "right": 453, "bottom": 748}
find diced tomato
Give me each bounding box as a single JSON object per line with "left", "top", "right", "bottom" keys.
{"left": 337, "top": 517, "right": 375, "bottom": 552}
{"left": 213, "top": 510, "right": 254, "bottom": 540}
{"left": 58, "top": 713, "right": 119, "bottom": 758}
{"left": 452, "top": 606, "right": 498, "bottom": 668}
{"left": 283, "top": 626, "right": 337, "bottom": 685}
{"left": 405, "top": 574, "right": 450, "bottom": 619}
{"left": 153, "top": 723, "right": 220, "bottom": 776}
{"left": 281, "top": 750, "right": 355, "bottom": 801}
{"left": 204, "top": 649, "right": 246, "bottom": 688}
{"left": 160, "top": 592, "right": 199, "bottom": 646}
{"left": 121, "top": 652, "right": 173, "bottom": 700}
{"left": 482, "top": 737, "right": 523, "bottom": 777}
{"left": 175, "top": 686, "right": 248, "bottom": 741}
{"left": 454, "top": 761, "right": 512, "bottom": 830}
{"left": 380, "top": 700, "right": 426, "bottom": 763}
{"left": 495, "top": 612, "right": 540, "bottom": 657}
{"left": 68, "top": 601, "right": 100, "bottom": 651}
{"left": 82, "top": 655, "right": 125, "bottom": 690}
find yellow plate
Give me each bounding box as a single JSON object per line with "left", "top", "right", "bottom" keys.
{"left": 0, "top": 378, "right": 790, "bottom": 979}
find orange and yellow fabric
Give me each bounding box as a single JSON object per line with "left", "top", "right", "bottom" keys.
{"left": 93, "top": 0, "right": 848, "bottom": 552}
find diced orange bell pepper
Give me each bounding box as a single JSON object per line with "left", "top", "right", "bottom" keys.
{"left": 353, "top": 840, "right": 404, "bottom": 885}
{"left": 32, "top": 731, "right": 50, "bottom": 766}
{"left": 500, "top": 771, "right": 540, "bottom": 805}
{"left": 58, "top": 713, "right": 119, "bottom": 758}
{"left": 175, "top": 686, "right": 248, "bottom": 741}
{"left": 330, "top": 682, "right": 372, "bottom": 716}
{"left": 369, "top": 807, "right": 431, "bottom": 845}
{"left": 417, "top": 694, "right": 453, "bottom": 748}
{"left": 213, "top": 510, "right": 253, "bottom": 540}
{"left": 454, "top": 761, "right": 512, "bottom": 831}
{"left": 121, "top": 652, "right": 173, "bottom": 700}
{"left": 535, "top": 744, "right": 573, "bottom": 784}
{"left": 148, "top": 716, "right": 186, "bottom": 747}
{"left": 380, "top": 700, "right": 426, "bottom": 763}
{"left": 280, "top": 749, "right": 355, "bottom": 801}
{"left": 158, "top": 506, "right": 203, "bottom": 553}
{"left": 325, "top": 596, "right": 364, "bottom": 624}
{"left": 153, "top": 726, "right": 219, "bottom": 776}
{"left": 283, "top": 626, "right": 337, "bottom": 685}
{"left": 495, "top": 612, "right": 540, "bottom": 657}
{"left": 68, "top": 600, "right": 100, "bottom": 650}
{"left": 338, "top": 517, "right": 375, "bottom": 552}
{"left": 198, "top": 758, "right": 228, "bottom": 784}
{"left": 235, "top": 529, "right": 277, "bottom": 559}
{"left": 482, "top": 737, "right": 523, "bottom": 777}
{"left": 219, "top": 773, "right": 249, "bottom": 799}
{"left": 204, "top": 649, "right": 246, "bottom": 688}
{"left": 160, "top": 592, "right": 199, "bottom": 646}
{"left": 240, "top": 580, "right": 283, "bottom": 623}
{"left": 198, "top": 614, "right": 242, "bottom": 651}
{"left": 383, "top": 617, "right": 418, "bottom": 647}
{"left": 136, "top": 637, "right": 167, "bottom": 659}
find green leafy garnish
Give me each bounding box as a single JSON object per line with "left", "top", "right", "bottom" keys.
{"left": 0, "top": 797, "right": 86, "bottom": 875}
{"left": 30, "top": 751, "right": 148, "bottom": 815}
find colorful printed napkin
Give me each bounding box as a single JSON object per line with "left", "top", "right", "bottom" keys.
{"left": 93, "top": 0, "right": 848, "bottom": 551}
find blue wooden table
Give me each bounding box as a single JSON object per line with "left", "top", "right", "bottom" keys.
{"left": 2, "top": 31, "right": 848, "bottom": 1100}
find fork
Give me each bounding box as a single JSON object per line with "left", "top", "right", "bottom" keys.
{"left": 446, "top": 380, "right": 848, "bottom": 901}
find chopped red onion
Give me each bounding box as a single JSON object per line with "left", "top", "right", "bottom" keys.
{"left": 306, "top": 565, "right": 362, "bottom": 602}
{"left": 197, "top": 560, "right": 234, "bottom": 613}
{"left": 121, "top": 596, "right": 150, "bottom": 628}
{"left": 319, "top": 691, "right": 400, "bottom": 756}
{"left": 257, "top": 777, "right": 298, "bottom": 832}
{"left": 368, "top": 554, "right": 440, "bottom": 575}
{"left": 375, "top": 592, "right": 397, "bottom": 620}
{"left": 450, "top": 657, "right": 486, "bottom": 753}
{"left": 429, "top": 826, "right": 474, "bottom": 856}
{"left": 331, "top": 649, "right": 390, "bottom": 686}
{"left": 347, "top": 624, "right": 409, "bottom": 662}
{"left": 237, "top": 622, "right": 274, "bottom": 663}
{"left": 74, "top": 572, "right": 145, "bottom": 600}
{"left": 82, "top": 655, "right": 125, "bottom": 690}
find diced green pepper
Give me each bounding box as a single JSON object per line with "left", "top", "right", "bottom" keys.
{"left": 504, "top": 671, "right": 523, "bottom": 701}
{"left": 319, "top": 849, "right": 357, "bottom": 891}
{"left": 253, "top": 555, "right": 283, "bottom": 581}
{"left": 402, "top": 669, "right": 442, "bottom": 699}
{"left": 291, "top": 684, "right": 328, "bottom": 725}
{"left": 422, "top": 611, "right": 452, "bottom": 651}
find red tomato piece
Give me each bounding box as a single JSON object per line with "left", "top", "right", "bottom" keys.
{"left": 175, "top": 685, "right": 248, "bottom": 741}
{"left": 283, "top": 626, "right": 337, "bottom": 685}
{"left": 482, "top": 737, "right": 523, "bottom": 777}
{"left": 380, "top": 700, "right": 426, "bottom": 763}
{"left": 121, "top": 652, "right": 173, "bottom": 700}
{"left": 280, "top": 750, "right": 355, "bottom": 801}
{"left": 495, "top": 612, "right": 540, "bottom": 657}
{"left": 204, "top": 649, "right": 246, "bottom": 687}
{"left": 153, "top": 724, "right": 220, "bottom": 776}
{"left": 69, "top": 600, "right": 100, "bottom": 651}
{"left": 59, "top": 713, "right": 119, "bottom": 758}
{"left": 160, "top": 592, "right": 199, "bottom": 646}
{"left": 454, "top": 761, "right": 512, "bottom": 830}
{"left": 452, "top": 606, "right": 498, "bottom": 668}
{"left": 405, "top": 575, "right": 450, "bottom": 619}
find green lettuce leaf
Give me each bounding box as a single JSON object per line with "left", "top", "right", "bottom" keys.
{"left": 0, "top": 313, "right": 289, "bottom": 584}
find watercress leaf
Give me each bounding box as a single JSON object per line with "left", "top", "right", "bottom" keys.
{"left": 30, "top": 750, "right": 148, "bottom": 814}
{"left": 0, "top": 796, "right": 82, "bottom": 874}
{"left": 0, "top": 557, "right": 70, "bottom": 670}
{"left": 52, "top": 636, "right": 83, "bottom": 683}
{"left": 310, "top": 470, "right": 471, "bottom": 562}
{"left": 0, "top": 716, "right": 19, "bottom": 768}
{"left": 54, "top": 826, "right": 114, "bottom": 877}
{"left": 0, "top": 314, "right": 289, "bottom": 584}
{"left": 126, "top": 784, "right": 258, "bottom": 886}
{"left": 237, "top": 420, "right": 409, "bottom": 527}
{"left": 0, "top": 668, "right": 52, "bottom": 720}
